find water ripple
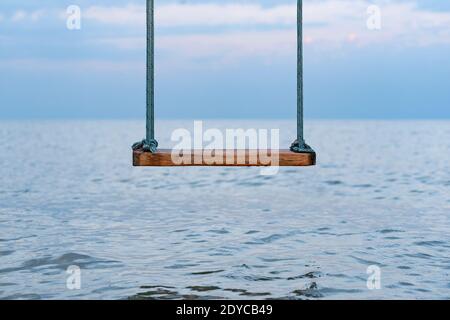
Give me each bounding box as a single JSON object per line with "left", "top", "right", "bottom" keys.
{"left": 1, "top": 120, "right": 449, "bottom": 299}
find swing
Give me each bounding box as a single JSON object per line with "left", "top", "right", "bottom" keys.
{"left": 133, "top": 0, "right": 316, "bottom": 167}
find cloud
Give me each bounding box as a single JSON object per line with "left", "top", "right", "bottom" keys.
{"left": 10, "top": 9, "right": 46, "bottom": 22}
{"left": 3, "top": 1, "right": 450, "bottom": 72}
{"left": 93, "top": 30, "right": 298, "bottom": 70}
{"left": 83, "top": 4, "right": 143, "bottom": 26}
{"left": 30, "top": 10, "right": 46, "bottom": 22}
{"left": 8, "top": 2, "right": 450, "bottom": 48}
{"left": 167, "top": 30, "right": 294, "bottom": 59}
{"left": 0, "top": 58, "right": 142, "bottom": 73}
{"left": 96, "top": 37, "right": 145, "bottom": 50}
{"left": 11, "top": 10, "right": 27, "bottom": 22}
{"left": 82, "top": 1, "right": 450, "bottom": 46}
{"left": 83, "top": 3, "right": 297, "bottom": 27}
{"left": 158, "top": 3, "right": 297, "bottom": 27}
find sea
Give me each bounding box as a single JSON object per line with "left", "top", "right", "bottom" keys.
{"left": 0, "top": 120, "right": 449, "bottom": 299}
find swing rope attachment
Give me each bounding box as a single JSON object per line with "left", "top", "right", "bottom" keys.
{"left": 290, "top": 139, "right": 314, "bottom": 153}
{"left": 132, "top": 139, "right": 158, "bottom": 153}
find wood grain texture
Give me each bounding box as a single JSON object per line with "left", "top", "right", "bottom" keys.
{"left": 133, "top": 149, "right": 316, "bottom": 167}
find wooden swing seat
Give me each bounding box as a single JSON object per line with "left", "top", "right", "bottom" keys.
{"left": 133, "top": 149, "right": 316, "bottom": 167}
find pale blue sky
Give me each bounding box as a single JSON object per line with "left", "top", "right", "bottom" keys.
{"left": 0, "top": 0, "right": 449, "bottom": 119}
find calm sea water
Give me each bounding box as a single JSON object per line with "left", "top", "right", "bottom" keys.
{"left": 0, "top": 120, "right": 449, "bottom": 300}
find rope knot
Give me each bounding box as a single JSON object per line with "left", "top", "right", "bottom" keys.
{"left": 132, "top": 139, "right": 158, "bottom": 153}
{"left": 290, "top": 139, "right": 314, "bottom": 153}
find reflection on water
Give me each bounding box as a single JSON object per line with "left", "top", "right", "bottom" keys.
{"left": 0, "top": 120, "right": 449, "bottom": 300}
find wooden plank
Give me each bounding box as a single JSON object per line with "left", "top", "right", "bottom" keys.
{"left": 133, "top": 149, "right": 316, "bottom": 167}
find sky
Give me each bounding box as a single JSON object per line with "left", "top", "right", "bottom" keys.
{"left": 0, "top": 0, "right": 449, "bottom": 120}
